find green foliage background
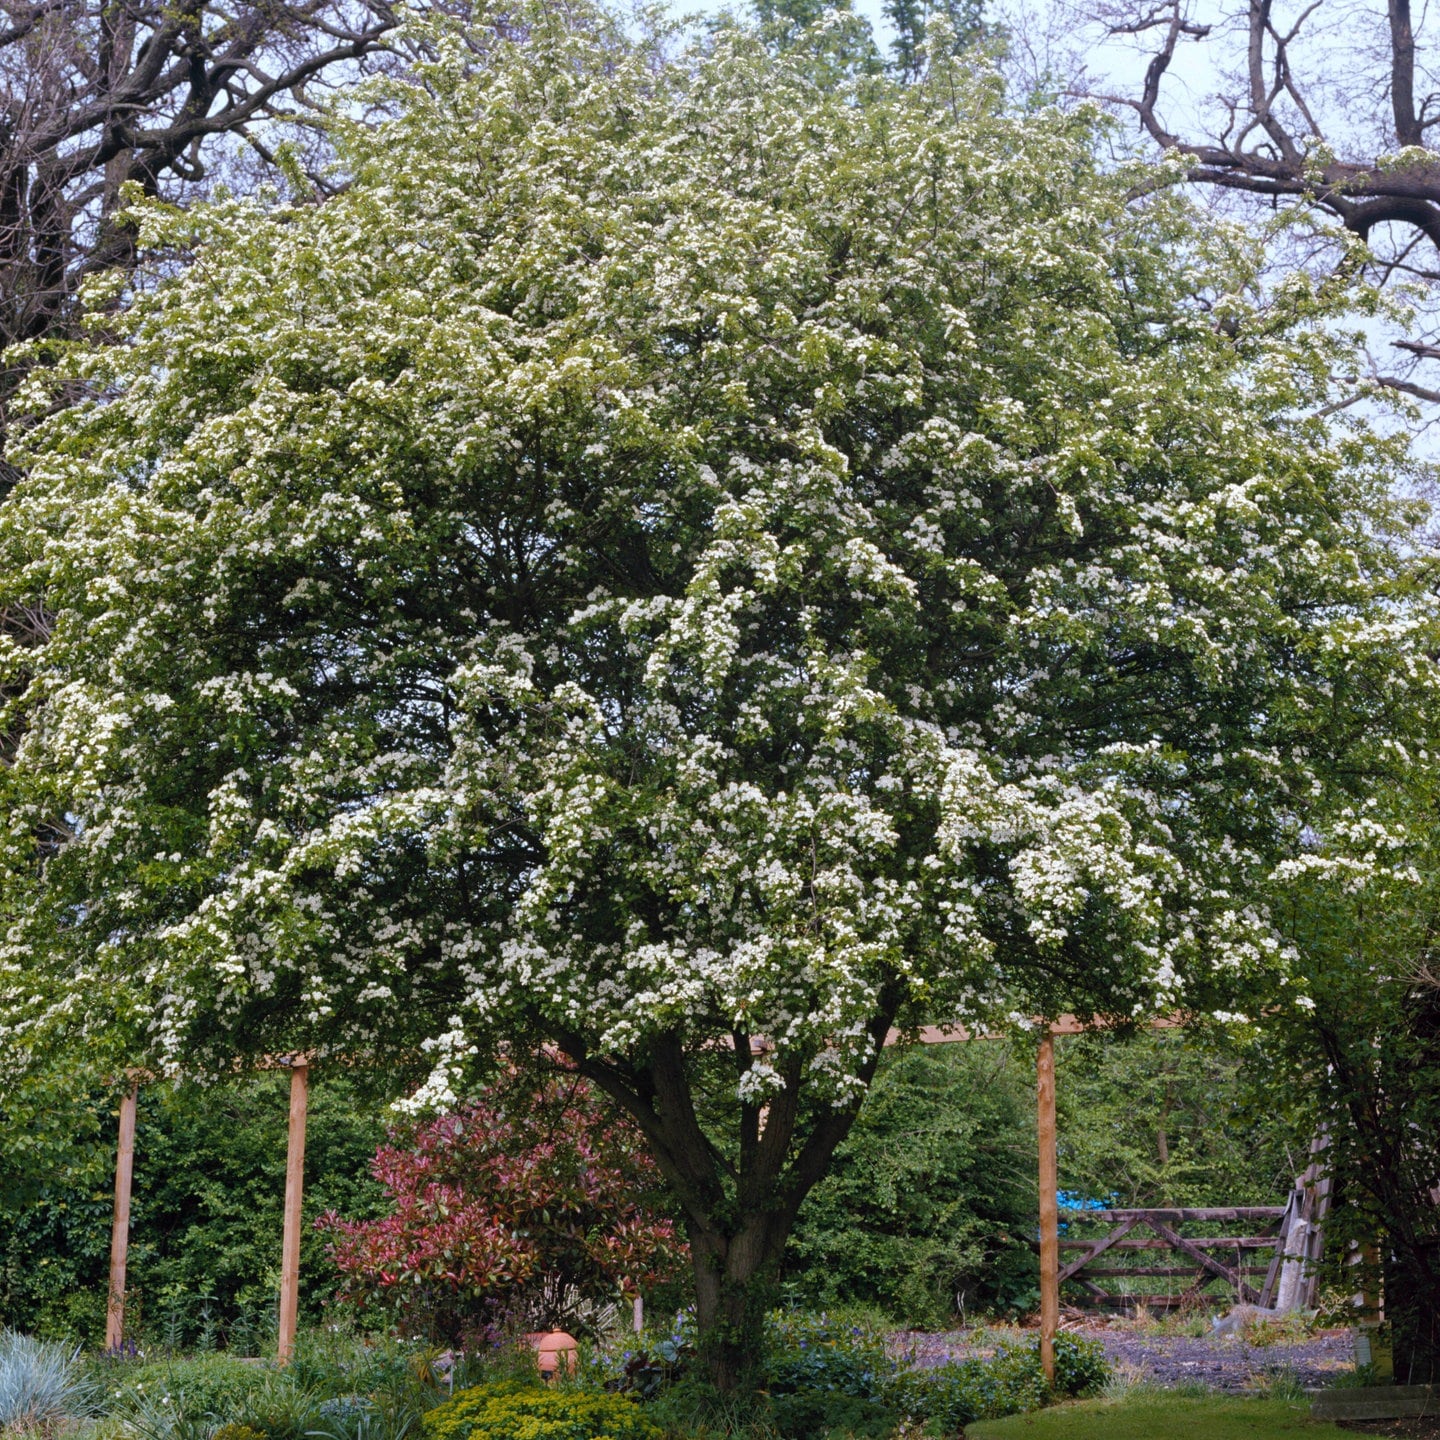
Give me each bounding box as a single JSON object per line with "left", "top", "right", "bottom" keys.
{"left": 1055, "top": 1030, "right": 1300, "bottom": 1208}
{"left": 782, "top": 1032, "right": 1304, "bottom": 1325}
{"left": 784, "top": 1043, "right": 1038, "bottom": 1323}
{"left": 0, "top": 1034, "right": 1306, "bottom": 1343}
{"left": 0, "top": 1072, "right": 386, "bottom": 1345}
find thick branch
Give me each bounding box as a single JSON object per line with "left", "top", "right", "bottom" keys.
{"left": 1391, "top": 0, "right": 1423, "bottom": 147}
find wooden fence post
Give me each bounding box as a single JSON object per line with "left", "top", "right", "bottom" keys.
{"left": 1037, "top": 1032, "right": 1059, "bottom": 1387}
{"left": 105, "top": 1081, "right": 139, "bottom": 1351}
{"left": 278, "top": 1057, "right": 309, "bottom": 1364}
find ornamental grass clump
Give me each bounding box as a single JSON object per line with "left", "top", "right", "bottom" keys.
{"left": 0, "top": 1331, "right": 90, "bottom": 1432}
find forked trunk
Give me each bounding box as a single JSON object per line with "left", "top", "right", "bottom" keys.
{"left": 563, "top": 1011, "right": 899, "bottom": 1395}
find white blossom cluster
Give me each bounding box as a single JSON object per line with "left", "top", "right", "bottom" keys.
{"left": 0, "top": 3, "right": 1435, "bottom": 1107}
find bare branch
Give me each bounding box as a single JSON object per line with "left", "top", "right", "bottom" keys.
{"left": 1376, "top": 373, "right": 1440, "bottom": 402}
{"left": 1071, "top": 0, "right": 1440, "bottom": 402}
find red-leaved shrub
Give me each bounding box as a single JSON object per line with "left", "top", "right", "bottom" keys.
{"left": 318, "top": 1072, "right": 686, "bottom": 1342}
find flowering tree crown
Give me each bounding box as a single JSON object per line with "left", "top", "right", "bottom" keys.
{"left": 0, "top": 9, "right": 1435, "bottom": 1373}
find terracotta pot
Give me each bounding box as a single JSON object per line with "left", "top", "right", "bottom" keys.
{"left": 525, "top": 1329, "right": 578, "bottom": 1380}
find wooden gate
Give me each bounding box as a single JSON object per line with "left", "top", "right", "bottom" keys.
{"left": 1057, "top": 1206, "right": 1288, "bottom": 1311}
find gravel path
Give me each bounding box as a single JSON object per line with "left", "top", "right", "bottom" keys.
{"left": 898, "top": 1324, "right": 1358, "bottom": 1393}
{"left": 1090, "top": 1328, "right": 1356, "bottom": 1391}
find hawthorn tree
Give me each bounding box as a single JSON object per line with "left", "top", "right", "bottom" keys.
{"left": 1, "top": 4, "right": 1437, "bottom": 1387}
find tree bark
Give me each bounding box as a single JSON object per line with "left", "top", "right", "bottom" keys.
{"left": 1078, "top": 0, "right": 1440, "bottom": 398}
{"left": 688, "top": 1214, "right": 790, "bottom": 1390}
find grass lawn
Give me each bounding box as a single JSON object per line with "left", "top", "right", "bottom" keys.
{"left": 965, "top": 1395, "right": 1363, "bottom": 1439}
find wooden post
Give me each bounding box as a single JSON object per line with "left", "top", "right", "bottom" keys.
{"left": 1358, "top": 1241, "right": 1383, "bottom": 1323}
{"left": 1037, "top": 1032, "right": 1059, "bottom": 1388}
{"left": 277, "top": 1057, "right": 309, "bottom": 1364}
{"left": 105, "top": 1081, "right": 139, "bottom": 1351}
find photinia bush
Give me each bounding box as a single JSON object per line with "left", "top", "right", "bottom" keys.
{"left": 317, "top": 1073, "right": 685, "bottom": 1342}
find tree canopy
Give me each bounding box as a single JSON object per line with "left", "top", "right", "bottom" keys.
{"left": 0, "top": 2, "right": 1435, "bottom": 1383}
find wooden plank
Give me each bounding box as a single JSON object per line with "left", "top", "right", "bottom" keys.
{"left": 277, "top": 1058, "right": 309, "bottom": 1364}
{"left": 1081, "top": 1265, "right": 1274, "bottom": 1278}
{"left": 1074, "top": 1207, "right": 1285, "bottom": 1223}
{"left": 1037, "top": 1034, "right": 1058, "bottom": 1387}
{"left": 1058, "top": 1216, "right": 1138, "bottom": 1283}
{"left": 1144, "top": 1217, "right": 1260, "bottom": 1303}
{"left": 105, "top": 1082, "right": 139, "bottom": 1351}
{"left": 1259, "top": 1191, "right": 1296, "bottom": 1309}
{"left": 891, "top": 1013, "right": 1189, "bottom": 1048}
{"left": 1057, "top": 1236, "right": 1280, "bottom": 1252}
{"left": 1073, "top": 1293, "right": 1202, "bottom": 1310}
{"left": 1303, "top": 1162, "right": 1333, "bottom": 1310}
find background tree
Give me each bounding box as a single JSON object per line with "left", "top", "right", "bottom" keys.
{"left": 0, "top": 0, "right": 396, "bottom": 488}
{"left": 1062, "top": 0, "right": 1440, "bottom": 400}
{"left": 784, "top": 1043, "right": 1039, "bottom": 1326}
{"left": 884, "top": 0, "right": 991, "bottom": 79}
{"left": 1055, "top": 1028, "right": 1300, "bottom": 1209}
{"left": 1, "top": 3, "right": 1436, "bottom": 1389}
{"left": 1250, "top": 776, "right": 1440, "bottom": 1384}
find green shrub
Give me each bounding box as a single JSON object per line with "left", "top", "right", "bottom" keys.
{"left": 104, "top": 1354, "right": 272, "bottom": 1420}
{"left": 763, "top": 1313, "right": 895, "bottom": 1401}
{"left": 638, "top": 1376, "right": 778, "bottom": 1439}
{"left": 213, "top": 1425, "right": 268, "bottom": 1440}
{"left": 785, "top": 1046, "right": 1039, "bottom": 1326}
{"left": 284, "top": 1333, "right": 445, "bottom": 1405}
{"left": 1050, "top": 1333, "right": 1108, "bottom": 1398}
{"left": 422, "top": 1381, "right": 660, "bottom": 1440}
{"left": 767, "top": 1390, "right": 898, "bottom": 1440}
{"left": 307, "top": 1391, "right": 429, "bottom": 1440}
{"left": 228, "top": 1371, "right": 324, "bottom": 1440}
{"left": 886, "top": 1355, "right": 1025, "bottom": 1430}
{"left": 888, "top": 1334, "right": 1109, "bottom": 1428}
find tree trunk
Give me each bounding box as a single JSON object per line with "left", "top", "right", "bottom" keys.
{"left": 688, "top": 1217, "right": 786, "bottom": 1391}
{"left": 1387, "top": 1238, "right": 1440, "bottom": 1385}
